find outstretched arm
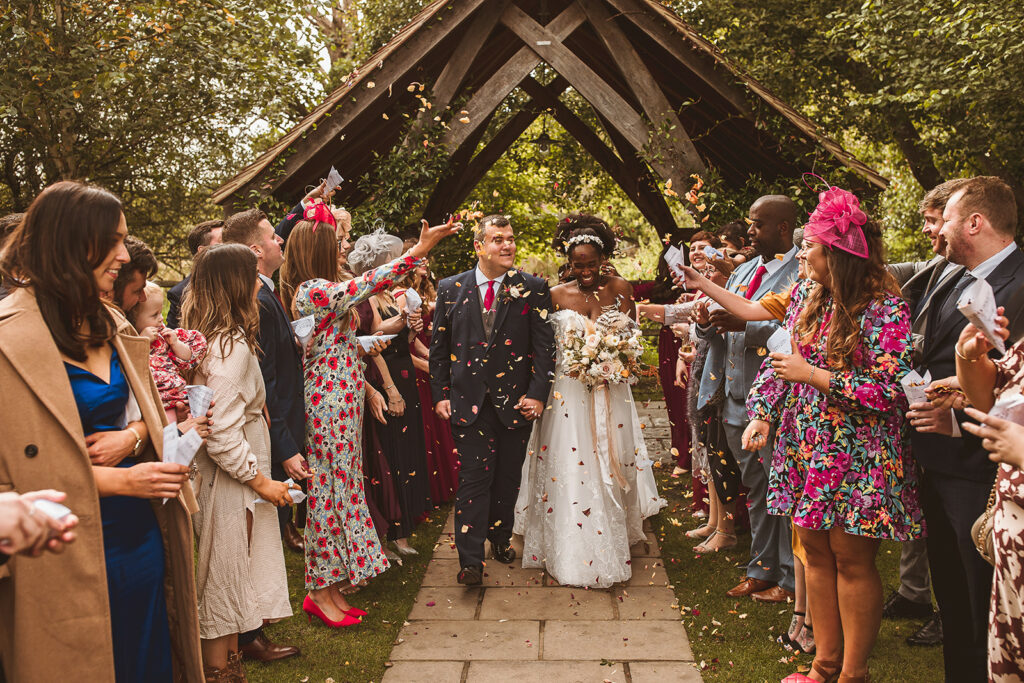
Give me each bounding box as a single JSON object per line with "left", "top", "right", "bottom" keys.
{"left": 675, "top": 265, "right": 774, "bottom": 321}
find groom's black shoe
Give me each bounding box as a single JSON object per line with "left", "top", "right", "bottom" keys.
{"left": 457, "top": 565, "right": 483, "bottom": 586}
{"left": 491, "top": 540, "right": 516, "bottom": 564}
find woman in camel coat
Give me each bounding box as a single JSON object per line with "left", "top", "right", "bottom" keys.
{"left": 0, "top": 181, "right": 202, "bottom": 682}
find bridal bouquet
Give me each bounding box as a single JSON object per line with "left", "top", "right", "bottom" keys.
{"left": 561, "top": 309, "right": 644, "bottom": 389}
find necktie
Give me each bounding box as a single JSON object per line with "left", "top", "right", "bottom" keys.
{"left": 744, "top": 265, "right": 768, "bottom": 300}
{"left": 934, "top": 271, "right": 976, "bottom": 331}
{"left": 483, "top": 280, "right": 496, "bottom": 311}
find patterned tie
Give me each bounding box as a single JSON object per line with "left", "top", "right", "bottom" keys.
{"left": 744, "top": 265, "right": 768, "bottom": 300}
{"left": 483, "top": 280, "right": 496, "bottom": 311}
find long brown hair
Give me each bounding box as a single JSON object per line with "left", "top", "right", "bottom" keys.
{"left": 181, "top": 244, "right": 261, "bottom": 356}
{"left": 280, "top": 220, "right": 340, "bottom": 319}
{"left": 795, "top": 219, "right": 899, "bottom": 371}
{"left": 0, "top": 181, "right": 122, "bottom": 361}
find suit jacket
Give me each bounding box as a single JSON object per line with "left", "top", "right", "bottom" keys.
{"left": 912, "top": 247, "right": 1024, "bottom": 481}
{"left": 697, "top": 256, "right": 800, "bottom": 405}
{"left": 696, "top": 306, "right": 727, "bottom": 412}
{"left": 274, "top": 201, "right": 306, "bottom": 245}
{"left": 166, "top": 274, "right": 189, "bottom": 329}
{"left": 256, "top": 282, "right": 306, "bottom": 463}
{"left": 429, "top": 268, "right": 555, "bottom": 429}
{"left": 0, "top": 288, "right": 202, "bottom": 682}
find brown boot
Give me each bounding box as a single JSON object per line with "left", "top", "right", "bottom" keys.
{"left": 203, "top": 664, "right": 235, "bottom": 683}
{"left": 227, "top": 650, "right": 247, "bottom": 682}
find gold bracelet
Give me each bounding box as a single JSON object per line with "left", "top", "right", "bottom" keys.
{"left": 809, "top": 366, "right": 816, "bottom": 384}
{"left": 126, "top": 425, "right": 143, "bottom": 456}
{"left": 955, "top": 343, "right": 981, "bottom": 363}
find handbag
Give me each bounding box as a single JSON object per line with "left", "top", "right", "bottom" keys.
{"left": 972, "top": 478, "right": 999, "bottom": 566}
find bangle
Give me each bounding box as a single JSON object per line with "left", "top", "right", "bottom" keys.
{"left": 955, "top": 343, "right": 981, "bottom": 363}
{"left": 126, "top": 425, "right": 143, "bottom": 456}
{"left": 809, "top": 366, "right": 816, "bottom": 384}
{"left": 383, "top": 384, "right": 395, "bottom": 391}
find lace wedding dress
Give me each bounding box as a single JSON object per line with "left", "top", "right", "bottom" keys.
{"left": 513, "top": 309, "right": 667, "bottom": 588}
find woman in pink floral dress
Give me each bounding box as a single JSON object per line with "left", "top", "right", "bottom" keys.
{"left": 744, "top": 188, "right": 924, "bottom": 683}
{"left": 281, "top": 210, "right": 460, "bottom": 627}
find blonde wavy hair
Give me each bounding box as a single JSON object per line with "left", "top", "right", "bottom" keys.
{"left": 180, "top": 244, "right": 261, "bottom": 356}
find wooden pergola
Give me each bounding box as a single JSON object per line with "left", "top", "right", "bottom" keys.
{"left": 212, "top": 0, "right": 886, "bottom": 237}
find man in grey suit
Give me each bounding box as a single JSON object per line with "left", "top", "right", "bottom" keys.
{"left": 697, "top": 195, "right": 801, "bottom": 602}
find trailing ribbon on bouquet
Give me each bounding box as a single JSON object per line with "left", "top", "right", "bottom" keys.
{"left": 591, "top": 383, "right": 630, "bottom": 491}
{"left": 304, "top": 199, "right": 336, "bottom": 232}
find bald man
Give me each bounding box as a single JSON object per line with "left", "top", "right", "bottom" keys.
{"left": 696, "top": 194, "right": 799, "bottom": 602}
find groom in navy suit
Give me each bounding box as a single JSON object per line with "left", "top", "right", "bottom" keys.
{"left": 429, "top": 215, "right": 556, "bottom": 585}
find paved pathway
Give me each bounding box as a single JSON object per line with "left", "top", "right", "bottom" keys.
{"left": 383, "top": 402, "right": 701, "bottom": 683}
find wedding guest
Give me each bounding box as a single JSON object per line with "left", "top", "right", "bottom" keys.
{"left": 167, "top": 219, "right": 223, "bottom": 328}
{"left": 0, "top": 213, "right": 23, "bottom": 301}
{"left": 717, "top": 220, "right": 756, "bottom": 264}
{"left": 111, "top": 235, "right": 157, "bottom": 316}
{"left": 744, "top": 187, "right": 924, "bottom": 683}
{"left": 222, "top": 207, "right": 306, "bottom": 662}
{"left": 882, "top": 179, "right": 967, "bottom": 647}
{"left": 403, "top": 256, "right": 459, "bottom": 504}
{"left": 906, "top": 176, "right": 1024, "bottom": 682}
{"left": 281, "top": 211, "right": 459, "bottom": 627}
{"left": 0, "top": 490, "right": 78, "bottom": 560}
{"left": 128, "top": 281, "right": 208, "bottom": 423}
{"left": 182, "top": 243, "right": 295, "bottom": 680}
{"left": 695, "top": 195, "right": 799, "bottom": 604}
{"left": 0, "top": 181, "right": 201, "bottom": 681}
{"left": 349, "top": 231, "right": 432, "bottom": 556}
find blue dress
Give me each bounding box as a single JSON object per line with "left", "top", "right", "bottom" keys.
{"left": 65, "top": 349, "right": 172, "bottom": 683}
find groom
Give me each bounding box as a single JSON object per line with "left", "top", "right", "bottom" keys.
{"left": 429, "top": 215, "right": 555, "bottom": 585}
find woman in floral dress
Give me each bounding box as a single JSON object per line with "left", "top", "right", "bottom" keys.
{"left": 281, "top": 210, "right": 460, "bottom": 627}
{"left": 744, "top": 188, "right": 924, "bottom": 683}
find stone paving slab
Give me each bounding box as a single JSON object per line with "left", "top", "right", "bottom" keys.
{"left": 421, "top": 558, "right": 547, "bottom": 587}
{"left": 479, "top": 586, "right": 615, "bottom": 620}
{"left": 466, "top": 660, "right": 628, "bottom": 682}
{"left": 624, "top": 559, "right": 670, "bottom": 587}
{"left": 542, "top": 620, "right": 693, "bottom": 661}
{"left": 408, "top": 586, "right": 481, "bottom": 620}
{"left": 390, "top": 620, "right": 541, "bottom": 661}
{"left": 381, "top": 661, "right": 464, "bottom": 683}
{"left": 614, "top": 586, "right": 681, "bottom": 620}
{"left": 629, "top": 661, "right": 705, "bottom": 682}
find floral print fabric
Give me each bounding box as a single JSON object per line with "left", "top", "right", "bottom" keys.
{"left": 294, "top": 255, "right": 419, "bottom": 589}
{"left": 746, "top": 279, "right": 924, "bottom": 541}
{"left": 148, "top": 328, "right": 207, "bottom": 410}
{"left": 989, "top": 339, "right": 1024, "bottom": 681}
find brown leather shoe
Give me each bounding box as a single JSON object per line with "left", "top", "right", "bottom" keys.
{"left": 240, "top": 633, "right": 300, "bottom": 662}
{"left": 725, "top": 577, "right": 774, "bottom": 597}
{"left": 282, "top": 522, "right": 305, "bottom": 553}
{"left": 751, "top": 585, "right": 796, "bottom": 603}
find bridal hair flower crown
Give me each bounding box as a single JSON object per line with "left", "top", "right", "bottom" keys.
{"left": 566, "top": 234, "right": 605, "bottom": 251}
{"left": 303, "top": 199, "right": 336, "bottom": 232}
{"left": 803, "top": 185, "right": 869, "bottom": 259}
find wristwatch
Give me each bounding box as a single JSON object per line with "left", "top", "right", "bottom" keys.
{"left": 126, "top": 426, "right": 143, "bottom": 456}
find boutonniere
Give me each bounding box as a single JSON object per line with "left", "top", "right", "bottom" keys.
{"left": 500, "top": 282, "right": 524, "bottom": 304}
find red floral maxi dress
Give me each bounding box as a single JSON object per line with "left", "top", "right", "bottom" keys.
{"left": 294, "top": 255, "right": 420, "bottom": 589}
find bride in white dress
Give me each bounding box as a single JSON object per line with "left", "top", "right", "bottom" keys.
{"left": 513, "top": 216, "right": 666, "bottom": 588}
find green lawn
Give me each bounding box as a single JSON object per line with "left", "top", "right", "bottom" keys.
{"left": 247, "top": 506, "right": 449, "bottom": 683}
{"left": 650, "top": 468, "right": 945, "bottom": 682}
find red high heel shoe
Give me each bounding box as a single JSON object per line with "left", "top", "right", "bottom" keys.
{"left": 343, "top": 606, "right": 368, "bottom": 618}
{"left": 302, "top": 595, "right": 361, "bottom": 628}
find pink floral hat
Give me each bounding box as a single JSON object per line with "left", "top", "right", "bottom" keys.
{"left": 803, "top": 186, "right": 869, "bottom": 259}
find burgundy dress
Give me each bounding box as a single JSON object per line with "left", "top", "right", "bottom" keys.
{"left": 415, "top": 308, "right": 458, "bottom": 504}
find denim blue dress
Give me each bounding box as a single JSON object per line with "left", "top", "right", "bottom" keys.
{"left": 65, "top": 349, "right": 172, "bottom": 682}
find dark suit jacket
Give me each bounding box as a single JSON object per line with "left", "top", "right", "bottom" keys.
{"left": 166, "top": 275, "right": 189, "bottom": 329}
{"left": 256, "top": 282, "right": 306, "bottom": 464}
{"left": 429, "top": 268, "right": 555, "bottom": 429}
{"left": 274, "top": 202, "right": 306, "bottom": 245}
{"left": 912, "top": 247, "right": 1024, "bottom": 481}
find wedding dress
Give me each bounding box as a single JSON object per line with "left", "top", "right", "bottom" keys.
{"left": 513, "top": 309, "right": 667, "bottom": 588}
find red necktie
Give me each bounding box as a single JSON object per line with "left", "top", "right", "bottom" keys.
{"left": 744, "top": 265, "right": 768, "bottom": 300}
{"left": 483, "top": 280, "right": 496, "bottom": 311}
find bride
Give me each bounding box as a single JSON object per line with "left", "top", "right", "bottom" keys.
{"left": 513, "top": 214, "right": 666, "bottom": 588}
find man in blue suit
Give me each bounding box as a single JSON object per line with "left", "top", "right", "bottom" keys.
{"left": 166, "top": 220, "right": 222, "bottom": 329}
{"left": 697, "top": 195, "right": 800, "bottom": 603}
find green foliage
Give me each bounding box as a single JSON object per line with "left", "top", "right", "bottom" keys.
{"left": 0, "top": 0, "right": 329, "bottom": 272}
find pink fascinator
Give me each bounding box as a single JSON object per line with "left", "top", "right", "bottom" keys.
{"left": 304, "top": 199, "right": 337, "bottom": 232}
{"left": 803, "top": 186, "right": 869, "bottom": 259}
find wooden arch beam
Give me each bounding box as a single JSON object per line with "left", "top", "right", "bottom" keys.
{"left": 520, "top": 78, "right": 678, "bottom": 236}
